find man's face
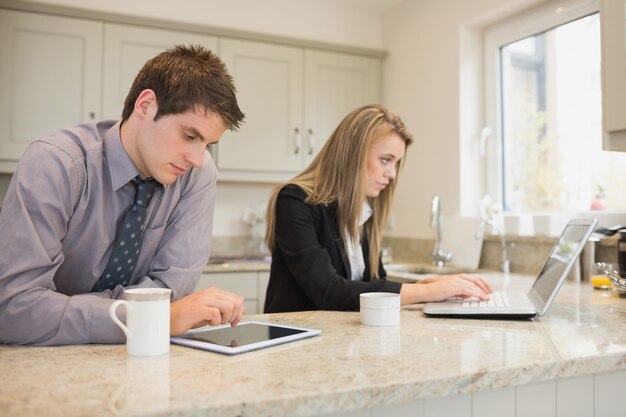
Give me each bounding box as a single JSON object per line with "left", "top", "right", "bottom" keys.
{"left": 134, "top": 107, "right": 227, "bottom": 185}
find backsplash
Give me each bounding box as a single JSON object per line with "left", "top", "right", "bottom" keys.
{"left": 209, "top": 233, "right": 620, "bottom": 276}
{"left": 210, "top": 236, "right": 268, "bottom": 259}
{"left": 383, "top": 234, "right": 618, "bottom": 277}
{"left": 478, "top": 235, "right": 561, "bottom": 274}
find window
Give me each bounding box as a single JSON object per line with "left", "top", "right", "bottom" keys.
{"left": 484, "top": 0, "right": 626, "bottom": 214}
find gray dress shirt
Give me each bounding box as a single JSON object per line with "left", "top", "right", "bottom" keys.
{"left": 0, "top": 120, "right": 216, "bottom": 345}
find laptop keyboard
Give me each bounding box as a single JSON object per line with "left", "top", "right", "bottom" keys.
{"left": 462, "top": 291, "right": 510, "bottom": 308}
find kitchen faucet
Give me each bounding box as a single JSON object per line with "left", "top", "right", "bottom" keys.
{"left": 430, "top": 194, "right": 452, "bottom": 267}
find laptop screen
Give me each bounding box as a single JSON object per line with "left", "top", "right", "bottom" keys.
{"left": 529, "top": 219, "right": 597, "bottom": 313}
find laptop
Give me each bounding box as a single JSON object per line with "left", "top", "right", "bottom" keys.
{"left": 423, "top": 217, "right": 597, "bottom": 319}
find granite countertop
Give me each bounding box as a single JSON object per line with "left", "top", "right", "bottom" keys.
{"left": 2, "top": 273, "right": 626, "bottom": 417}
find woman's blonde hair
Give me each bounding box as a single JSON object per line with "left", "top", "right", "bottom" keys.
{"left": 265, "top": 104, "right": 413, "bottom": 279}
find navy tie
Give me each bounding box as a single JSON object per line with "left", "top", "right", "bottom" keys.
{"left": 93, "top": 177, "right": 159, "bottom": 291}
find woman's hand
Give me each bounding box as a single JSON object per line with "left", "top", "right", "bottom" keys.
{"left": 169, "top": 286, "right": 246, "bottom": 336}
{"left": 400, "top": 274, "right": 492, "bottom": 305}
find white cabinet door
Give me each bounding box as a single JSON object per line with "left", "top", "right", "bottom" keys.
{"left": 217, "top": 38, "right": 304, "bottom": 180}
{"left": 102, "top": 23, "right": 218, "bottom": 120}
{"left": 257, "top": 271, "right": 270, "bottom": 314}
{"left": 197, "top": 271, "right": 260, "bottom": 314}
{"left": 217, "top": 39, "right": 381, "bottom": 182}
{"left": 303, "top": 50, "right": 381, "bottom": 166}
{"left": 197, "top": 270, "right": 270, "bottom": 315}
{"left": 0, "top": 10, "right": 102, "bottom": 170}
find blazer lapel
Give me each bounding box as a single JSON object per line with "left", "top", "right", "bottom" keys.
{"left": 327, "top": 203, "right": 351, "bottom": 279}
{"left": 361, "top": 232, "right": 372, "bottom": 282}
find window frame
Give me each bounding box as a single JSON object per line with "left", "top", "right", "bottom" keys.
{"left": 483, "top": 0, "right": 600, "bottom": 213}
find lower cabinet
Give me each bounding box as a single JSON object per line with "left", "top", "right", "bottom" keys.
{"left": 197, "top": 270, "right": 270, "bottom": 314}
{"left": 257, "top": 271, "right": 270, "bottom": 314}
{"left": 318, "top": 369, "right": 626, "bottom": 417}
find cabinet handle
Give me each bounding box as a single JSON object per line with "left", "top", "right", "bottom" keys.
{"left": 89, "top": 112, "right": 96, "bottom": 120}
{"left": 307, "top": 128, "right": 315, "bottom": 155}
{"left": 294, "top": 127, "right": 301, "bottom": 155}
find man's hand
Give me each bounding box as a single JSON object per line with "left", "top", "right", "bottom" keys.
{"left": 170, "top": 286, "right": 246, "bottom": 336}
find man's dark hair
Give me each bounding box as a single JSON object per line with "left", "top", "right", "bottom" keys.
{"left": 121, "top": 44, "right": 244, "bottom": 130}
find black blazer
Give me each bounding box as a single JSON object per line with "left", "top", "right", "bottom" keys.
{"left": 264, "top": 185, "right": 402, "bottom": 313}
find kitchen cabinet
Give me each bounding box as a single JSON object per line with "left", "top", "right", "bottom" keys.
{"left": 0, "top": 5, "right": 383, "bottom": 179}
{"left": 302, "top": 49, "right": 382, "bottom": 167}
{"left": 0, "top": 11, "right": 218, "bottom": 172}
{"left": 217, "top": 39, "right": 303, "bottom": 179}
{"left": 218, "top": 38, "right": 381, "bottom": 182}
{"left": 101, "top": 23, "right": 218, "bottom": 120}
{"left": 257, "top": 271, "right": 270, "bottom": 313}
{"left": 197, "top": 270, "right": 270, "bottom": 314}
{"left": 0, "top": 9, "right": 102, "bottom": 172}
{"left": 600, "top": 0, "right": 626, "bottom": 151}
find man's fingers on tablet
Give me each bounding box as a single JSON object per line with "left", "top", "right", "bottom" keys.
{"left": 227, "top": 296, "right": 245, "bottom": 324}
{"left": 201, "top": 286, "right": 243, "bottom": 303}
{"left": 204, "top": 296, "right": 244, "bottom": 324}
{"left": 232, "top": 305, "right": 246, "bottom": 327}
{"left": 204, "top": 307, "right": 222, "bottom": 326}
{"left": 201, "top": 287, "right": 245, "bottom": 309}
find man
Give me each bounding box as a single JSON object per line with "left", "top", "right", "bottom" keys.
{"left": 0, "top": 44, "right": 246, "bottom": 345}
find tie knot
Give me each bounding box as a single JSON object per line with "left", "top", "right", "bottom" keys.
{"left": 131, "top": 176, "right": 158, "bottom": 207}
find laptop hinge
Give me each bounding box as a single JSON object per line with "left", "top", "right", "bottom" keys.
{"left": 527, "top": 289, "right": 547, "bottom": 316}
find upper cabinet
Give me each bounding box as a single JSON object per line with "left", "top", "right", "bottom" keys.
{"left": 218, "top": 39, "right": 304, "bottom": 179}
{"left": 0, "top": 13, "right": 220, "bottom": 173}
{"left": 0, "top": 9, "right": 102, "bottom": 171}
{"left": 303, "top": 50, "right": 381, "bottom": 168}
{"left": 217, "top": 39, "right": 381, "bottom": 182}
{"left": 600, "top": 0, "right": 626, "bottom": 151}
{"left": 0, "top": 6, "right": 383, "bottom": 180}
{"left": 102, "top": 23, "right": 218, "bottom": 120}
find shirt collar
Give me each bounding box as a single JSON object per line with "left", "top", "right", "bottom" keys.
{"left": 104, "top": 121, "right": 143, "bottom": 191}
{"left": 359, "top": 201, "right": 373, "bottom": 226}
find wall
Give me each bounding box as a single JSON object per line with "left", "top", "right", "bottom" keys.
{"left": 381, "top": 0, "right": 548, "bottom": 238}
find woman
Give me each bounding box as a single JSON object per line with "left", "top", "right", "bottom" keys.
{"left": 264, "top": 104, "right": 491, "bottom": 313}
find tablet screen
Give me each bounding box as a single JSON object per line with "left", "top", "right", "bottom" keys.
{"left": 181, "top": 322, "right": 307, "bottom": 347}
{"left": 170, "top": 321, "right": 321, "bottom": 354}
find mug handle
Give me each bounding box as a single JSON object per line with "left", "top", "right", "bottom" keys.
{"left": 109, "top": 300, "right": 132, "bottom": 340}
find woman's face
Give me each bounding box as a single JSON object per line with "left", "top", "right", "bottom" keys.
{"left": 365, "top": 132, "right": 406, "bottom": 198}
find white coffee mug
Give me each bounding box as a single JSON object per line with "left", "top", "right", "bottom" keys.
{"left": 360, "top": 292, "right": 400, "bottom": 326}
{"left": 109, "top": 288, "right": 172, "bottom": 357}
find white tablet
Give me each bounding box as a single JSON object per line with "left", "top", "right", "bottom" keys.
{"left": 170, "top": 321, "right": 321, "bottom": 355}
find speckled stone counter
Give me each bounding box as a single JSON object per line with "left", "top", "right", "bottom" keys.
{"left": 2, "top": 273, "right": 626, "bottom": 417}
